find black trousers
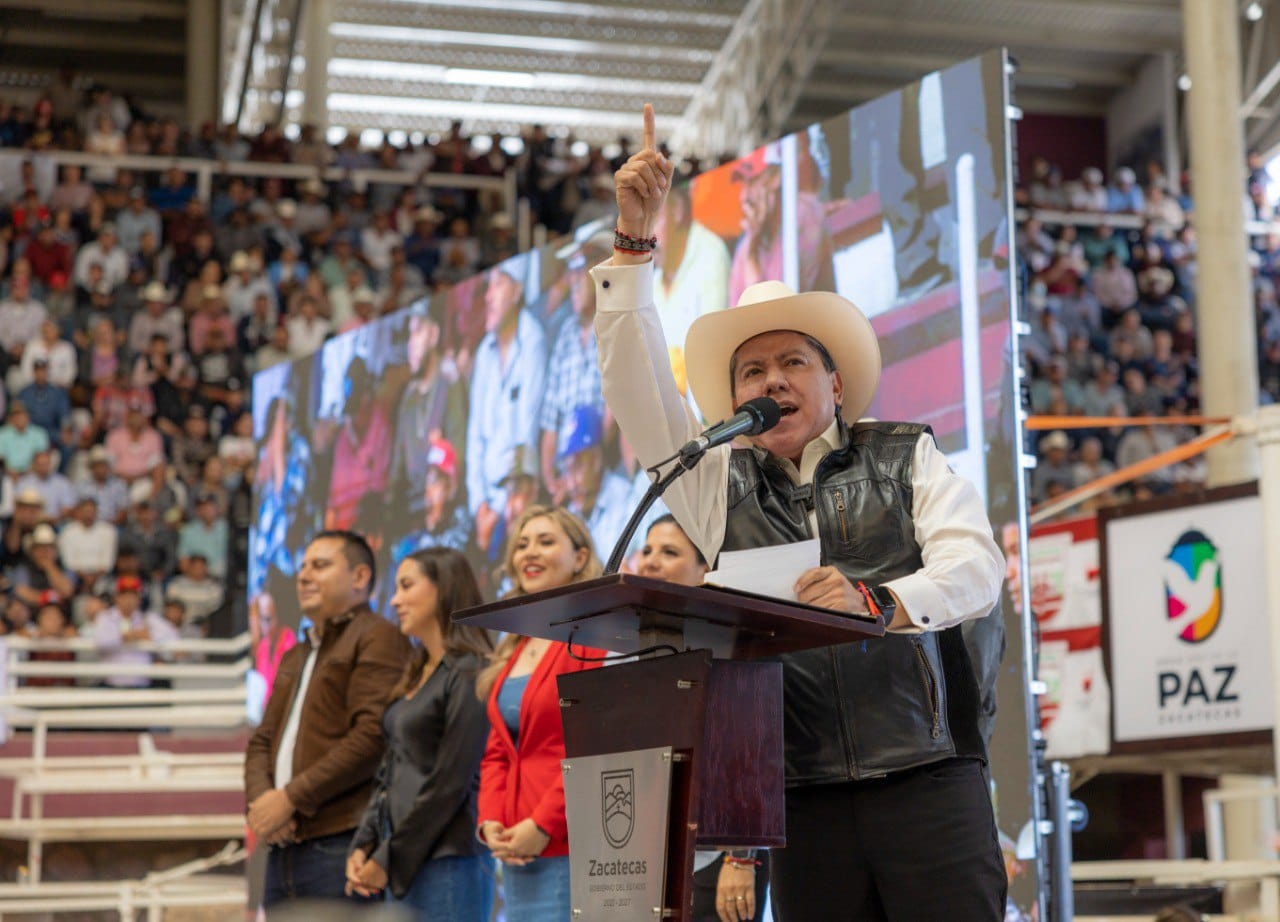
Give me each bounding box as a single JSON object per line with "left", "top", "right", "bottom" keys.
{"left": 692, "top": 852, "right": 771, "bottom": 922}
{"left": 770, "top": 758, "right": 1006, "bottom": 922}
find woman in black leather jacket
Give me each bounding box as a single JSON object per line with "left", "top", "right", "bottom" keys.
{"left": 345, "top": 547, "right": 495, "bottom": 919}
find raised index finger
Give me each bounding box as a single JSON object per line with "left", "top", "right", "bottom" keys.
{"left": 642, "top": 103, "right": 656, "bottom": 151}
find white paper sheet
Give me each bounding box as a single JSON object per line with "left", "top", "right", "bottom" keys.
{"left": 702, "top": 538, "right": 822, "bottom": 602}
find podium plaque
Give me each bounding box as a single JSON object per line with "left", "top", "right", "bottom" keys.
{"left": 563, "top": 746, "right": 674, "bottom": 920}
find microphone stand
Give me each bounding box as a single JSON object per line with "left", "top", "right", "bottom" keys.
{"left": 603, "top": 448, "right": 709, "bottom": 575}
{"left": 603, "top": 397, "right": 778, "bottom": 574}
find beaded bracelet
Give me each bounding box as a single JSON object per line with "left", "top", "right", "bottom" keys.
{"left": 724, "top": 857, "right": 761, "bottom": 871}
{"left": 614, "top": 228, "right": 658, "bottom": 253}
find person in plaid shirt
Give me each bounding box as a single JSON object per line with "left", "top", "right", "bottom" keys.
{"left": 538, "top": 234, "right": 613, "bottom": 505}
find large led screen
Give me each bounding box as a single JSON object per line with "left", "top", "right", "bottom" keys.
{"left": 251, "top": 51, "right": 1039, "bottom": 916}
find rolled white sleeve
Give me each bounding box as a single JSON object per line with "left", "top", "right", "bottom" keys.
{"left": 883, "top": 433, "right": 1005, "bottom": 633}
{"left": 592, "top": 258, "right": 730, "bottom": 564}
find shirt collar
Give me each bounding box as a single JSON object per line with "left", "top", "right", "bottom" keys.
{"left": 310, "top": 603, "right": 365, "bottom": 644}
{"left": 752, "top": 417, "right": 842, "bottom": 485}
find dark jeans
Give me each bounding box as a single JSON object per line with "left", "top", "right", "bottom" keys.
{"left": 263, "top": 831, "right": 376, "bottom": 910}
{"left": 692, "top": 852, "right": 771, "bottom": 922}
{"left": 393, "top": 854, "right": 495, "bottom": 922}
{"left": 770, "top": 758, "right": 1006, "bottom": 922}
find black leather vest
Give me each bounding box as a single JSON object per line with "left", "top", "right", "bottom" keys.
{"left": 722, "top": 420, "right": 986, "bottom": 784}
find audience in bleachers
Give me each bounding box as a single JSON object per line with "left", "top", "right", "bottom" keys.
{"left": 0, "top": 77, "right": 698, "bottom": 668}
{"left": 1016, "top": 154, "right": 1280, "bottom": 515}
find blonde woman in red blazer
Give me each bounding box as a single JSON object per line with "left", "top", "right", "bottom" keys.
{"left": 476, "top": 505, "right": 607, "bottom": 921}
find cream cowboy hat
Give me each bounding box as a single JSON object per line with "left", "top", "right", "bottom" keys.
{"left": 683, "top": 281, "right": 882, "bottom": 425}
{"left": 141, "top": 281, "right": 170, "bottom": 302}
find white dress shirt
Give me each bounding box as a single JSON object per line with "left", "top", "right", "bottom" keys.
{"left": 591, "top": 259, "right": 1003, "bottom": 633}
{"left": 284, "top": 315, "right": 332, "bottom": 358}
{"left": 58, "top": 520, "right": 119, "bottom": 574}
{"left": 0, "top": 299, "right": 48, "bottom": 353}
{"left": 465, "top": 311, "right": 547, "bottom": 515}
{"left": 93, "top": 607, "right": 169, "bottom": 688}
{"left": 73, "top": 242, "right": 130, "bottom": 290}
{"left": 22, "top": 338, "right": 83, "bottom": 390}
{"left": 274, "top": 629, "right": 320, "bottom": 788}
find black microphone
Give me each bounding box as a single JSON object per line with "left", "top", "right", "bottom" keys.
{"left": 602, "top": 397, "right": 782, "bottom": 575}
{"left": 677, "top": 397, "right": 782, "bottom": 463}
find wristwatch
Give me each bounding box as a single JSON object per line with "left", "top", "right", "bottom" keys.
{"left": 727, "top": 848, "right": 757, "bottom": 860}
{"left": 859, "top": 584, "right": 898, "bottom": 623}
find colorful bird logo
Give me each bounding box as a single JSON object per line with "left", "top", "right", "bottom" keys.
{"left": 1162, "top": 529, "right": 1222, "bottom": 643}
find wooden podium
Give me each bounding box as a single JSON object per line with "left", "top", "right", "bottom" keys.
{"left": 457, "top": 573, "right": 884, "bottom": 920}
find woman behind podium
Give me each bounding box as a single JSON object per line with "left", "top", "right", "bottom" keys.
{"left": 475, "top": 505, "right": 607, "bottom": 921}
{"left": 344, "top": 548, "right": 496, "bottom": 919}
{"left": 639, "top": 514, "right": 771, "bottom": 922}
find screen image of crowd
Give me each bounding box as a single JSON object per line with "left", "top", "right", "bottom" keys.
{"left": 249, "top": 56, "right": 1018, "bottom": 620}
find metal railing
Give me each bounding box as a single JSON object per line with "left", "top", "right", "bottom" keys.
{"left": 0, "top": 840, "right": 246, "bottom": 920}
{"left": 1072, "top": 859, "right": 1280, "bottom": 920}
{"left": 0, "top": 728, "right": 248, "bottom": 886}
{"left": 0, "top": 632, "right": 254, "bottom": 885}
{"left": 8, "top": 147, "right": 518, "bottom": 225}
{"left": 1203, "top": 784, "right": 1280, "bottom": 864}
{"left": 1016, "top": 204, "right": 1280, "bottom": 238}
{"left": 1, "top": 631, "right": 253, "bottom": 756}
{"left": 2, "top": 632, "right": 251, "bottom": 697}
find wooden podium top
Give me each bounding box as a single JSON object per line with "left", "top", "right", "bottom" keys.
{"left": 455, "top": 573, "right": 885, "bottom": 659}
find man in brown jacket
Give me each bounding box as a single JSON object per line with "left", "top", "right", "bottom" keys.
{"left": 245, "top": 530, "right": 410, "bottom": 907}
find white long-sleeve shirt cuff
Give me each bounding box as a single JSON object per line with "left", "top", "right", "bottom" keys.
{"left": 591, "top": 257, "right": 653, "bottom": 314}
{"left": 882, "top": 433, "right": 1004, "bottom": 633}
{"left": 883, "top": 572, "right": 947, "bottom": 634}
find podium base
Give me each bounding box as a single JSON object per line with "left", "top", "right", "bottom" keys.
{"left": 558, "top": 651, "right": 784, "bottom": 921}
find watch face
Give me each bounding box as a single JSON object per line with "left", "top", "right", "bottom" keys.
{"left": 868, "top": 586, "right": 896, "bottom": 614}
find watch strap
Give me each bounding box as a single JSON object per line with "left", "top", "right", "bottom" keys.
{"left": 856, "top": 581, "right": 896, "bottom": 620}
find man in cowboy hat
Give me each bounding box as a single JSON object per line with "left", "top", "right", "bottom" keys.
{"left": 594, "top": 106, "right": 1005, "bottom": 922}
{"left": 128, "top": 281, "right": 185, "bottom": 355}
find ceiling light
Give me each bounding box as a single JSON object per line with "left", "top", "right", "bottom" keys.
{"left": 329, "top": 23, "right": 715, "bottom": 65}
{"left": 328, "top": 58, "right": 696, "bottom": 97}
{"left": 330, "top": 60, "right": 448, "bottom": 82}
{"left": 1178, "top": 74, "right": 1192, "bottom": 91}
{"left": 1246, "top": 1, "right": 1264, "bottom": 21}
{"left": 444, "top": 68, "right": 536, "bottom": 89}
{"left": 325, "top": 93, "right": 652, "bottom": 131}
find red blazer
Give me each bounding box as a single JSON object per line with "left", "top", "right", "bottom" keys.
{"left": 478, "top": 638, "right": 604, "bottom": 857}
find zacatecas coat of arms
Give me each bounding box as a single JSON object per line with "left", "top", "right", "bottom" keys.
{"left": 600, "top": 768, "right": 635, "bottom": 849}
